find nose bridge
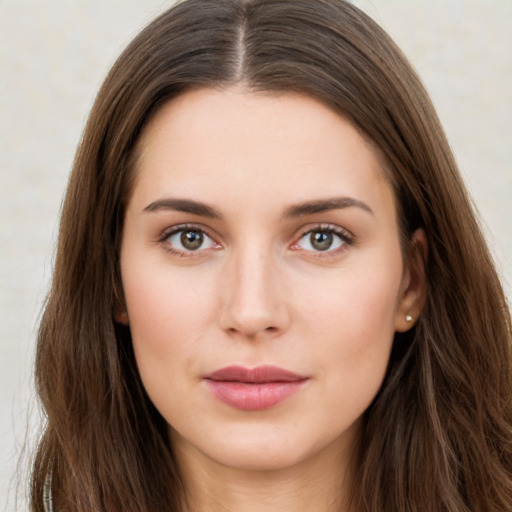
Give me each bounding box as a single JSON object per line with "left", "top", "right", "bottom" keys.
{"left": 219, "top": 239, "right": 287, "bottom": 337}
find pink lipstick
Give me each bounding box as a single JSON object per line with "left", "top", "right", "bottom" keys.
{"left": 204, "top": 365, "right": 308, "bottom": 410}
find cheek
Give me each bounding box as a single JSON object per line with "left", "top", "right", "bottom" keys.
{"left": 121, "top": 260, "right": 216, "bottom": 382}
{"left": 299, "top": 261, "right": 402, "bottom": 396}
{"left": 302, "top": 260, "right": 401, "bottom": 337}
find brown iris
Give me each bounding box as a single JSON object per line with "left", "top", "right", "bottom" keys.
{"left": 310, "top": 231, "right": 334, "bottom": 251}
{"left": 181, "top": 230, "right": 204, "bottom": 250}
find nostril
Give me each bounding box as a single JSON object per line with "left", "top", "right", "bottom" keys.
{"left": 226, "top": 325, "right": 278, "bottom": 337}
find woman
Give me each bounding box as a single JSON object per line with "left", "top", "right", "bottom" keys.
{"left": 31, "top": 0, "right": 512, "bottom": 510}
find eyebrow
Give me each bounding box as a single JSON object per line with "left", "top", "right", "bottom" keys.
{"left": 143, "top": 195, "right": 373, "bottom": 218}
{"left": 143, "top": 198, "right": 221, "bottom": 218}
{"left": 284, "top": 197, "right": 374, "bottom": 217}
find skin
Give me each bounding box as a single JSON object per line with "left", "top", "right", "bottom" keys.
{"left": 119, "top": 87, "right": 426, "bottom": 512}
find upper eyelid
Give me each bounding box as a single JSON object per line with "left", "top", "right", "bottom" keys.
{"left": 158, "top": 223, "right": 217, "bottom": 241}
{"left": 294, "top": 223, "right": 354, "bottom": 240}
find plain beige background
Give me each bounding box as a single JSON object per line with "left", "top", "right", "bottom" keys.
{"left": 1, "top": 1, "right": 511, "bottom": 509}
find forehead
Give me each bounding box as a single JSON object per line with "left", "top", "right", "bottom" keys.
{"left": 129, "top": 87, "right": 395, "bottom": 219}
{"left": 138, "top": 87, "right": 381, "bottom": 163}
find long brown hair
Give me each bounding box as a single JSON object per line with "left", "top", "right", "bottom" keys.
{"left": 31, "top": 0, "right": 512, "bottom": 510}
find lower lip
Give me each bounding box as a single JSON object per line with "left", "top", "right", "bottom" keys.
{"left": 205, "top": 379, "right": 307, "bottom": 410}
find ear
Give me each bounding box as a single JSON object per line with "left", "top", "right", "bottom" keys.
{"left": 115, "top": 310, "right": 130, "bottom": 325}
{"left": 113, "top": 290, "right": 129, "bottom": 325}
{"left": 395, "top": 228, "right": 428, "bottom": 332}
{"left": 113, "top": 276, "right": 129, "bottom": 325}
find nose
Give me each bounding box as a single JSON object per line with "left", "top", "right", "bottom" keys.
{"left": 218, "top": 245, "right": 289, "bottom": 339}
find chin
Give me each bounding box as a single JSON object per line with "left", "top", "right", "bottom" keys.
{"left": 207, "top": 443, "right": 310, "bottom": 473}
{"left": 169, "top": 417, "right": 361, "bottom": 474}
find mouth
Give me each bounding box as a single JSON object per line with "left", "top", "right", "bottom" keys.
{"left": 203, "top": 365, "right": 309, "bottom": 410}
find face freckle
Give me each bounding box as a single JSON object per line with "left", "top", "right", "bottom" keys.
{"left": 119, "top": 86, "right": 415, "bottom": 480}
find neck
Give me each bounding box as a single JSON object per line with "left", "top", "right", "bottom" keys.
{"left": 174, "top": 435, "right": 360, "bottom": 512}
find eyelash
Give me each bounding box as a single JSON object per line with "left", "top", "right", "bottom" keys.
{"left": 158, "top": 223, "right": 220, "bottom": 258}
{"left": 157, "top": 223, "right": 354, "bottom": 258}
{"left": 291, "top": 224, "right": 354, "bottom": 257}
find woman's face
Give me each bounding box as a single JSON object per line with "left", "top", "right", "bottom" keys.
{"left": 119, "top": 88, "right": 422, "bottom": 474}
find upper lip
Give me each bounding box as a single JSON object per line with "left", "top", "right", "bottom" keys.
{"left": 204, "top": 365, "right": 307, "bottom": 383}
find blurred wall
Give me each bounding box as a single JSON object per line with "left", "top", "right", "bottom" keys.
{"left": 1, "top": 1, "right": 510, "bottom": 509}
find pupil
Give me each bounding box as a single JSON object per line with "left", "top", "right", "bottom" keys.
{"left": 311, "top": 231, "right": 332, "bottom": 251}
{"left": 181, "top": 230, "right": 203, "bottom": 250}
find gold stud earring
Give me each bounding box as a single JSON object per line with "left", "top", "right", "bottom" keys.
{"left": 405, "top": 314, "right": 413, "bottom": 323}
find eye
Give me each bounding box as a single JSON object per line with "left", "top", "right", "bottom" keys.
{"left": 294, "top": 227, "right": 351, "bottom": 253}
{"left": 164, "top": 227, "right": 218, "bottom": 253}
